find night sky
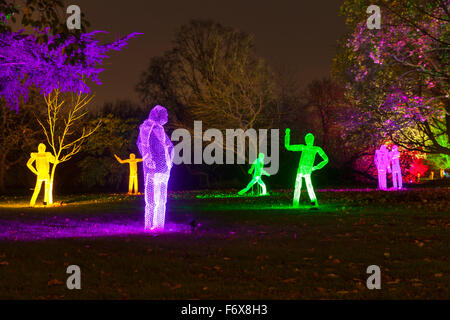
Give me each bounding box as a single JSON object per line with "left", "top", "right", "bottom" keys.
{"left": 73, "top": 0, "right": 347, "bottom": 107}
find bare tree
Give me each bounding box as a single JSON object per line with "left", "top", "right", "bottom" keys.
{"left": 137, "top": 21, "right": 278, "bottom": 125}
{"left": 37, "top": 89, "right": 100, "bottom": 204}
{"left": 137, "top": 20, "right": 280, "bottom": 168}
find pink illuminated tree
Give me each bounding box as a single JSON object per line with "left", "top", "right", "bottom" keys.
{"left": 335, "top": 0, "right": 449, "bottom": 156}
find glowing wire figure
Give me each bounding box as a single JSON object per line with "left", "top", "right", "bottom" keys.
{"left": 238, "top": 153, "right": 270, "bottom": 196}
{"left": 137, "top": 105, "right": 174, "bottom": 231}
{"left": 114, "top": 153, "right": 143, "bottom": 195}
{"left": 27, "top": 143, "right": 57, "bottom": 207}
{"left": 285, "top": 129, "right": 328, "bottom": 208}
{"left": 374, "top": 145, "right": 390, "bottom": 190}
{"left": 389, "top": 145, "right": 403, "bottom": 190}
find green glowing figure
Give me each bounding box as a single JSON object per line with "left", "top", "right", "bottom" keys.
{"left": 238, "top": 153, "right": 270, "bottom": 196}
{"left": 285, "top": 129, "right": 328, "bottom": 207}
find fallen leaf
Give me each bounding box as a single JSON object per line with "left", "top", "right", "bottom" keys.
{"left": 47, "top": 279, "right": 63, "bottom": 286}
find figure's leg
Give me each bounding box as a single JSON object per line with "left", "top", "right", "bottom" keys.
{"left": 153, "top": 174, "right": 169, "bottom": 230}
{"left": 130, "top": 176, "right": 138, "bottom": 195}
{"left": 30, "top": 179, "right": 43, "bottom": 207}
{"left": 305, "top": 174, "right": 318, "bottom": 206}
{"left": 133, "top": 176, "right": 138, "bottom": 194}
{"left": 144, "top": 174, "right": 155, "bottom": 230}
{"left": 377, "top": 170, "right": 382, "bottom": 189}
{"left": 378, "top": 171, "right": 387, "bottom": 190}
{"left": 392, "top": 172, "right": 398, "bottom": 189}
{"left": 43, "top": 179, "right": 49, "bottom": 205}
{"left": 238, "top": 177, "right": 258, "bottom": 195}
{"left": 394, "top": 171, "right": 402, "bottom": 189}
{"left": 256, "top": 178, "right": 267, "bottom": 195}
{"left": 128, "top": 174, "right": 133, "bottom": 194}
{"left": 293, "top": 174, "right": 303, "bottom": 207}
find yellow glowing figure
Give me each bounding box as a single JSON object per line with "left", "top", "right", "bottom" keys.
{"left": 27, "top": 143, "right": 57, "bottom": 207}
{"left": 114, "top": 153, "right": 143, "bottom": 195}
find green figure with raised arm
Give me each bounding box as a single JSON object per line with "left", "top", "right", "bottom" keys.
{"left": 285, "top": 129, "right": 328, "bottom": 208}
{"left": 238, "top": 153, "right": 270, "bottom": 196}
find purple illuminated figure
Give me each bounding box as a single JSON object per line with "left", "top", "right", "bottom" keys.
{"left": 374, "top": 145, "right": 390, "bottom": 190}
{"left": 137, "top": 105, "right": 174, "bottom": 231}
{"left": 389, "top": 145, "right": 403, "bottom": 190}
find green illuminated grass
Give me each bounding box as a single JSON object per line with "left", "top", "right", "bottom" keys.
{"left": 0, "top": 188, "right": 448, "bottom": 299}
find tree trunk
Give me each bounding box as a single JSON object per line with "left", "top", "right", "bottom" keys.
{"left": 0, "top": 153, "right": 6, "bottom": 193}
{"left": 48, "top": 162, "right": 58, "bottom": 204}
{"left": 319, "top": 107, "right": 328, "bottom": 149}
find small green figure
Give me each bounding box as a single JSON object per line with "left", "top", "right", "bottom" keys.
{"left": 285, "top": 129, "right": 328, "bottom": 208}
{"left": 238, "top": 153, "right": 270, "bottom": 196}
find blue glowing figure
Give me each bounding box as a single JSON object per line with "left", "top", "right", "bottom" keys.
{"left": 137, "top": 105, "right": 174, "bottom": 231}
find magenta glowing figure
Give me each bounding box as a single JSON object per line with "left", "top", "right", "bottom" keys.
{"left": 389, "top": 145, "right": 403, "bottom": 190}
{"left": 137, "top": 105, "right": 174, "bottom": 231}
{"left": 374, "top": 145, "right": 390, "bottom": 190}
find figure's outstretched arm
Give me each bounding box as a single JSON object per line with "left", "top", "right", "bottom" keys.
{"left": 313, "top": 147, "right": 329, "bottom": 171}
{"left": 27, "top": 156, "right": 38, "bottom": 175}
{"left": 285, "top": 128, "right": 303, "bottom": 152}
{"left": 136, "top": 158, "right": 144, "bottom": 163}
{"left": 263, "top": 169, "right": 270, "bottom": 176}
{"left": 114, "top": 154, "right": 126, "bottom": 164}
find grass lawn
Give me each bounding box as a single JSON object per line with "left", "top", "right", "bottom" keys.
{"left": 0, "top": 187, "right": 448, "bottom": 299}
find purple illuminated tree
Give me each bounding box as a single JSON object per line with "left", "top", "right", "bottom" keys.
{"left": 0, "top": 28, "right": 141, "bottom": 112}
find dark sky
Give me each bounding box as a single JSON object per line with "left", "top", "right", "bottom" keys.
{"left": 73, "top": 0, "right": 347, "bottom": 107}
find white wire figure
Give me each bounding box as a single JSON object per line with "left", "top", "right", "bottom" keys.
{"left": 238, "top": 153, "right": 270, "bottom": 196}
{"left": 374, "top": 145, "right": 390, "bottom": 190}
{"left": 137, "top": 105, "right": 174, "bottom": 231}
{"left": 389, "top": 145, "right": 403, "bottom": 190}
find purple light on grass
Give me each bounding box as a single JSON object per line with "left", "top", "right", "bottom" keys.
{"left": 0, "top": 218, "right": 188, "bottom": 241}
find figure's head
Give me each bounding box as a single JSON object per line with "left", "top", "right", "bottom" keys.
{"left": 305, "top": 133, "right": 315, "bottom": 146}
{"left": 258, "top": 153, "right": 265, "bottom": 160}
{"left": 130, "top": 153, "right": 136, "bottom": 159}
{"left": 38, "top": 143, "right": 46, "bottom": 152}
{"left": 149, "top": 105, "right": 168, "bottom": 125}
{"left": 392, "top": 145, "right": 398, "bottom": 152}
{"left": 380, "top": 145, "right": 388, "bottom": 152}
